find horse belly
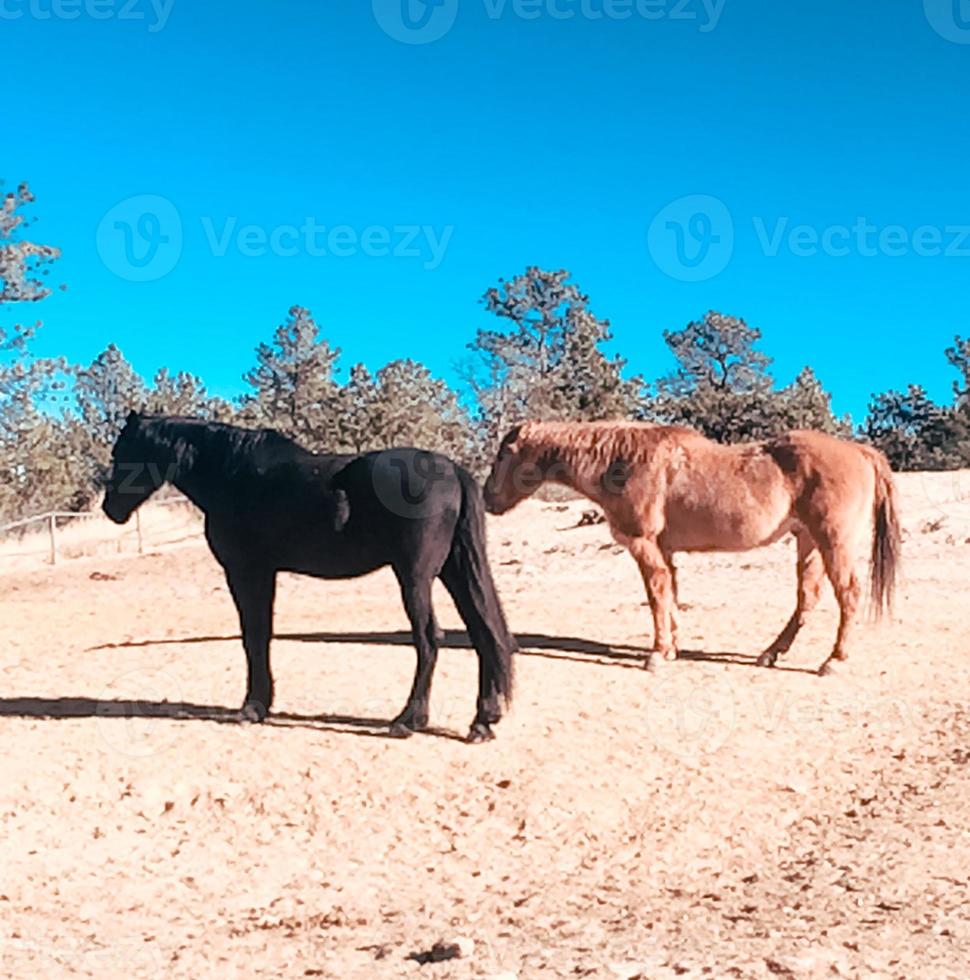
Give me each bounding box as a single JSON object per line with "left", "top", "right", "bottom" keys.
{"left": 663, "top": 492, "right": 794, "bottom": 552}
{"left": 279, "top": 534, "right": 387, "bottom": 579}
{"left": 283, "top": 554, "right": 384, "bottom": 579}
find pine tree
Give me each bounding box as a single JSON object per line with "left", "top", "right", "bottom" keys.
{"left": 466, "top": 267, "right": 640, "bottom": 451}
{"left": 0, "top": 183, "right": 72, "bottom": 521}
{"left": 74, "top": 344, "right": 147, "bottom": 449}
{"left": 240, "top": 305, "right": 343, "bottom": 449}
{"left": 776, "top": 366, "right": 851, "bottom": 435}
{"left": 660, "top": 311, "right": 772, "bottom": 397}
{"left": 945, "top": 335, "right": 970, "bottom": 407}
{"left": 334, "top": 360, "right": 477, "bottom": 463}
{"left": 943, "top": 335, "right": 970, "bottom": 465}
{"left": 653, "top": 314, "right": 848, "bottom": 443}
{"left": 0, "top": 182, "right": 60, "bottom": 306}
{"left": 337, "top": 363, "right": 379, "bottom": 454}
{"left": 145, "top": 367, "right": 233, "bottom": 419}
{"left": 654, "top": 311, "right": 777, "bottom": 442}
{"left": 863, "top": 384, "right": 966, "bottom": 470}
{"left": 366, "top": 359, "right": 478, "bottom": 465}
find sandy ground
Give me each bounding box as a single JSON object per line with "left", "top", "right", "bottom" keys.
{"left": 1, "top": 471, "right": 969, "bottom": 979}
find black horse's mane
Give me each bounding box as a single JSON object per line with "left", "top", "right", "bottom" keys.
{"left": 134, "top": 416, "right": 311, "bottom": 477}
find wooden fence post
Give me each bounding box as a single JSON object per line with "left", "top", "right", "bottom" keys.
{"left": 49, "top": 514, "right": 58, "bottom": 566}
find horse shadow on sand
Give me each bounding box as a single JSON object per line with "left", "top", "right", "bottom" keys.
{"left": 0, "top": 630, "right": 814, "bottom": 738}
{"left": 87, "top": 628, "right": 816, "bottom": 673}
{"left": 0, "top": 693, "right": 470, "bottom": 742}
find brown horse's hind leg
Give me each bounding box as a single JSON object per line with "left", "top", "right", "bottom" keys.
{"left": 626, "top": 536, "right": 677, "bottom": 669}
{"left": 757, "top": 531, "right": 824, "bottom": 668}
{"left": 816, "top": 538, "right": 863, "bottom": 677}
{"left": 664, "top": 546, "right": 680, "bottom": 650}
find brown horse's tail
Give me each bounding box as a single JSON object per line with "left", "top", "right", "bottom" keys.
{"left": 868, "top": 449, "right": 902, "bottom": 617}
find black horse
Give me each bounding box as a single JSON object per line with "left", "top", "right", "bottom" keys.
{"left": 102, "top": 414, "right": 515, "bottom": 742}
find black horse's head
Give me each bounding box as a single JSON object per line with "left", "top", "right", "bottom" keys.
{"left": 102, "top": 412, "right": 174, "bottom": 524}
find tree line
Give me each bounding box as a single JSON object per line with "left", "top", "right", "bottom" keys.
{"left": 2, "top": 183, "right": 969, "bottom": 525}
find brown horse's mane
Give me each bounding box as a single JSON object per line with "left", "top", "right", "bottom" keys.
{"left": 516, "top": 419, "right": 706, "bottom": 479}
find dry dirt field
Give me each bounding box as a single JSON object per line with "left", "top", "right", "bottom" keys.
{"left": 1, "top": 472, "right": 969, "bottom": 979}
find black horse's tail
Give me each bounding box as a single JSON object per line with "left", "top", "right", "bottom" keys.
{"left": 441, "top": 469, "right": 515, "bottom": 705}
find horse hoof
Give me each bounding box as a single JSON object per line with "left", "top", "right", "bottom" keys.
{"left": 388, "top": 721, "right": 415, "bottom": 738}
{"left": 466, "top": 723, "right": 496, "bottom": 744}
{"left": 239, "top": 702, "right": 268, "bottom": 723}
{"left": 817, "top": 659, "right": 843, "bottom": 677}
{"left": 756, "top": 652, "right": 777, "bottom": 669}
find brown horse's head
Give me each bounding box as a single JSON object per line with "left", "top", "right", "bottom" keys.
{"left": 483, "top": 424, "right": 548, "bottom": 514}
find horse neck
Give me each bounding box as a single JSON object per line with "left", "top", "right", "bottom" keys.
{"left": 536, "top": 439, "right": 625, "bottom": 504}
{"left": 538, "top": 446, "right": 592, "bottom": 499}
{"left": 145, "top": 420, "right": 223, "bottom": 514}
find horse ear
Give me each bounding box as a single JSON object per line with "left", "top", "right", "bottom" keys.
{"left": 332, "top": 489, "right": 351, "bottom": 532}
{"left": 126, "top": 410, "right": 141, "bottom": 427}
{"left": 502, "top": 423, "right": 523, "bottom": 449}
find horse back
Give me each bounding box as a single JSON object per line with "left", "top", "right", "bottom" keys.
{"left": 205, "top": 447, "right": 465, "bottom": 577}
{"left": 656, "top": 437, "right": 795, "bottom": 551}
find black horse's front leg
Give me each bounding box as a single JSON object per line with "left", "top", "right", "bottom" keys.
{"left": 226, "top": 566, "right": 277, "bottom": 722}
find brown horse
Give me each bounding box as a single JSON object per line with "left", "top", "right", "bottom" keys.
{"left": 483, "top": 420, "right": 901, "bottom": 676}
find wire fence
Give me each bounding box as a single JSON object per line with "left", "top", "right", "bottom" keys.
{"left": 0, "top": 498, "right": 200, "bottom": 566}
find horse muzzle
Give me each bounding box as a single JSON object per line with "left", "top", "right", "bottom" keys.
{"left": 102, "top": 494, "right": 132, "bottom": 525}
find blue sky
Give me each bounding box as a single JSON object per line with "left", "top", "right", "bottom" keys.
{"left": 5, "top": 0, "right": 969, "bottom": 420}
